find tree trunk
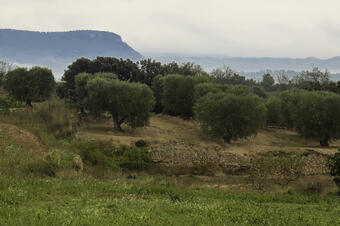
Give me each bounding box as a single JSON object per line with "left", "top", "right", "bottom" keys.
{"left": 112, "top": 113, "right": 123, "bottom": 131}
{"left": 320, "top": 137, "right": 329, "bottom": 147}
{"left": 223, "top": 134, "right": 232, "bottom": 144}
{"left": 25, "top": 99, "right": 32, "bottom": 107}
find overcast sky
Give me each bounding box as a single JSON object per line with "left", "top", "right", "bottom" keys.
{"left": 1, "top": 0, "right": 340, "bottom": 58}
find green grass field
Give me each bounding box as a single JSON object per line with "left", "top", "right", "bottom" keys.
{"left": 0, "top": 175, "right": 339, "bottom": 226}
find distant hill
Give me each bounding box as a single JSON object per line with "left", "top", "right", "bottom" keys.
{"left": 146, "top": 54, "right": 340, "bottom": 81}
{"left": 0, "top": 29, "right": 143, "bottom": 78}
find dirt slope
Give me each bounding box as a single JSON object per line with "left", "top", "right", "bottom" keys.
{"left": 0, "top": 123, "right": 44, "bottom": 153}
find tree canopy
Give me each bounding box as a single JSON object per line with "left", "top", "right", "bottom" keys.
{"left": 75, "top": 73, "right": 155, "bottom": 130}
{"left": 292, "top": 91, "right": 340, "bottom": 146}
{"left": 3, "top": 67, "right": 55, "bottom": 106}
{"left": 194, "top": 92, "right": 266, "bottom": 143}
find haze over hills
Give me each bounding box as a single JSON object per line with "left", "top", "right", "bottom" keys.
{"left": 1, "top": 29, "right": 340, "bottom": 80}
{"left": 0, "top": 29, "right": 143, "bottom": 78}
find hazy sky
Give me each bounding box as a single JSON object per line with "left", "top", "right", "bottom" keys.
{"left": 1, "top": 0, "right": 340, "bottom": 58}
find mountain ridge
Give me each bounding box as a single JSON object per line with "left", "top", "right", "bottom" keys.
{"left": 0, "top": 29, "right": 143, "bottom": 78}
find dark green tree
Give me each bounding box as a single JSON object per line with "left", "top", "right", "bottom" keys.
{"left": 138, "top": 59, "right": 164, "bottom": 86}
{"left": 279, "top": 89, "right": 306, "bottom": 128}
{"left": 61, "top": 58, "right": 93, "bottom": 101}
{"left": 293, "top": 91, "right": 340, "bottom": 147}
{"left": 3, "top": 67, "right": 55, "bottom": 106}
{"left": 261, "top": 73, "right": 275, "bottom": 91}
{"left": 161, "top": 74, "right": 209, "bottom": 117}
{"left": 194, "top": 92, "right": 266, "bottom": 143}
{"left": 266, "top": 97, "right": 284, "bottom": 126}
{"left": 151, "top": 75, "right": 165, "bottom": 113}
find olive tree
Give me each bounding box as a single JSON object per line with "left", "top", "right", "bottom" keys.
{"left": 3, "top": 67, "right": 55, "bottom": 106}
{"left": 293, "top": 91, "right": 340, "bottom": 146}
{"left": 194, "top": 92, "right": 266, "bottom": 143}
{"left": 77, "top": 73, "right": 155, "bottom": 131}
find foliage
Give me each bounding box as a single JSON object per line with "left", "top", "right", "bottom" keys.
{"left": 194, "top": 83, "right": 229, "bottom": 102}
{"left": 266, "top": 97, "right": 284, "bottom": 126}
{"left": 261, "top": 73, "right": 275, "bottom": 91}
{"left": 328, "top": 149, "right": 340, "bottom": 189}
{"left": 252, "top": 85, "right": 267, "bottom": 98}
{"left": 83, "top": 74, "right": 155, "bottom": 130}
{"left": 292, "top": 67, "right": 330, "bottom": 91}
{"left": 0, "top": 60, "right": 14, "bottom": 86}
{"left": 151, "top": 75, "right": 165, "bottom": 113}
{"left": 279, "top": 88, "right": 306, "bottom": 128}
{"left": 210, "top": 66, "right": 256, "bottom": 86}
{"left": 60, "top": 58, "right": 93, "bottom": 101}
{"left": 60, "top": 57, "right": 208, "bottom": 102}
{"left": 194, "top": 92, "right": 266, "bottom": 143}
{"left": 3, "top": 67, "right": 55, "bottom": 106}
{"left": 293, "top": 91, "right": 340, "bottom": 146}
{"left": 33, "top": 98, "right": 76, "bottom": 138}
{"left": 162, "top": 74, "right": 209, "bottom": 117}
{"left": 73, "top": 140, "right": 151, "bottom": 171}
{"left": 117, "top": 146, "right": 151, "bottom": 171}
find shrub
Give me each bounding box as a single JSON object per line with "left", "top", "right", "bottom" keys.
{"left": 135, "top": 139, "right": 147, "bottom": 148}
{"left": 34, "top": 98, "right": 76, "bottom": 138}
{"left": 73, "top": 140, "right": 118, "bottom": 170}
{"left": 73, "top": 140, "right": 151, "bottom": 171}
{"left": 117, "top": 146, "right": 151, "bottom": 171}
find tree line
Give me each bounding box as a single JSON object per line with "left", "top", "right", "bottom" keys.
{"left": 1, "top": 57, "right": 340, "bottom": 147}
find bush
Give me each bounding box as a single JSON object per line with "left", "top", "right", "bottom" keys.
{"left": 117, "top": 146, "right": 151, "bottom": 171}
{"left": 135, "top": 139, "right": 147, "bottom": 148}
{"left": 73, "top": 140, "right": 151, "bottom": 171}
{"left": 194, "top": 92, "right": 266, "bottom": 143}
{"left": 34, "top": 98, "right": 76, "bottom": 138}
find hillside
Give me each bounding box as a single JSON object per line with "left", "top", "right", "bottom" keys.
{"left": 79, "top": 114, "right": 338, "bottom": 175}
{"left": 0, "top": 29, "right": 143, "bottom": 77}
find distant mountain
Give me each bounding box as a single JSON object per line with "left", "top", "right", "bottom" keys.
{"left": 0, "top": 29, "right": 143, "bottom": 78}
{"left": 146, "top": 54, "right": 340, "bottom": 80}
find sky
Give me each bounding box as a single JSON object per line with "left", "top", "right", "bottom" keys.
{"left": 1, "top": 0, "right": 340, "bottom": 58}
